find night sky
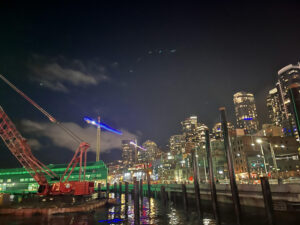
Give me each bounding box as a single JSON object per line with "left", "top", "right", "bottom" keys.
{"left": 1, "top": 1, "right": 300, "bottom": 168}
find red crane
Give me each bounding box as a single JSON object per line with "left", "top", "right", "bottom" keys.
{"left": 0, "top": 74, "right": 94, "bottom": 196}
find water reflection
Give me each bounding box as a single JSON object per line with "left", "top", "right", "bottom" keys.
{"left": 1, "top": 194, "right": 218, "bottom": 225}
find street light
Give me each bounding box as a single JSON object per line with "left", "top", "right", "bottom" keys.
{"left": 256, "top": 139, "right": 267, "bottom": 175}
{"left": 256, "top": 138, "right": 279, "bottom": 178}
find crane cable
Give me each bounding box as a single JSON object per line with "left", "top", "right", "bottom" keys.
{"left": 0, "top": 74, "right": 83, "bottom": 144}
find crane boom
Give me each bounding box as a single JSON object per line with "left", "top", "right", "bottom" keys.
{"left": 0, "top": 74, "right": 83, "bottom": 143}
{"left": 0, "top": 74, "right": 95, "bottom": 196}
{"left": 0, "top": 106, "right": 58, "bottom": 194}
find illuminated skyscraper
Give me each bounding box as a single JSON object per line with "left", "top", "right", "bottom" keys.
{"left": 196, "top": 123, "right": 208, "bottom": 143}
{"left": 142, "top": 140, "right": 158, "bottom": 162}
{"left": 212, "top": 122, "right": 235, "bottom": 140}
{"left": 277, "top": 63, "right": 300, "bottom": 137}
{"left": 181, "top": 116, "right": 208, "bottom": 143}
{"left": 181, "top": 116, "right": 198, "bottom": 142}
{"left": 233, "top": 91, "right": 259, "bottom": 134}
{"left": 267, "top": 86, "right": 284, "bottom": 127}
{"left": 169, "top": 135, "right": 185, "bottom": 155}
{"left": 121, "top": 140, "right": 135, "bottom": 166}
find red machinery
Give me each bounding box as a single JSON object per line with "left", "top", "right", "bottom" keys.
{"left": 0, "top": 74, "right": 94, "bottom": 196}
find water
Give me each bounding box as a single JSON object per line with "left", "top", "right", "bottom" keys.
{"left": 1, "top": 193, "right": 219, "bottom": 225}
{"left": 1, "top": 193, "right": 299, "bottom": 225}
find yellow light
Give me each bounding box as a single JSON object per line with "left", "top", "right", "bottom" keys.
{"left": 256, "top": 139, "right": 262, "bottom": 144}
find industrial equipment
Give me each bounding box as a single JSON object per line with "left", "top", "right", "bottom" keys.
{"left": 0, "top": 74, "right": 94, "bottom": 196}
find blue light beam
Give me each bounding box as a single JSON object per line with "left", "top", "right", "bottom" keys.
{"left": 84, "top": 117, "right": 122, "bottom": 135}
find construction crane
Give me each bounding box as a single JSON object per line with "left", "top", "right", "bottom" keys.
{"left": 0, "top": 74, "right": 94, "bottom": 196}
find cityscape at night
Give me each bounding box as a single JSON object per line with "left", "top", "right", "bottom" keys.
{"left": 1, "top": 1, "right": 300, "bottom": 225}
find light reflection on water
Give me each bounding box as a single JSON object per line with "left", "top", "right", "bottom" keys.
{"left": 1, "top": 194, "right": 218, "bottom": 225}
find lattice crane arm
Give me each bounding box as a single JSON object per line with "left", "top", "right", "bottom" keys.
{"left": 0, "top": 74, "right": 82, "bottom": 143}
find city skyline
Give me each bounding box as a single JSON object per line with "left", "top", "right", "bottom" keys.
{"left": 1, "top": 1, "right": 300, "bottom": 167}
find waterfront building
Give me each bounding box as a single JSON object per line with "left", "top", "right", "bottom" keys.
{"left": 169, "top": 135, "right": 185, "bottom": 155}
{"left": 231, "top": 136, "right": 300, "bottom": 179}
{"left": 181, "top": 116, "right": 198, "bottom": 142}
{"left": 210, "top": 140, "right": 228, "bottom": 180}
{"left": 121, "top": 140, "right": 135, "bottom": 166}
{"left": 196, "top": 123, "right": 209, "bottom": 143}
{"left": 0, "top": 161, "right": 107, "bottom": 194}
{"left": 233, "top": 91, "right": 259, "bottom": 134}
{"left": 212, "top": 122, "right": 235, "bottom": 140}
{"left": 142, "top": 140, "right": 158, "bottom": 162}
{"left": 277, "top": 63, "right": 300, "bottom": 137}
{"left": 267, "top": 87, "right": 284, "bottom": 127}
{"left": 255, "top": 124, "right": 283, "bottom": 137}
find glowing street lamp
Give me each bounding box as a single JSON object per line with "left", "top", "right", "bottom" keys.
{"left": 256, "top": 139, "right": 267, "bottom": 175}
{"left": 256, "top": 138, "right": 279, "bottom": 177}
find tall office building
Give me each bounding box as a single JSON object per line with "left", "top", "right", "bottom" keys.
{"left": 233, "top": 91, "right": 259, "bottom": 134}
{"left": 169, "top": 135, "right": 185, "bottom": 155}
{"left": 196, "top": 123, "right": 209, "bottom": 143}
{"left": 267, "top": 87, "right": 284, "bottom": 127}
{"left": 181, "top": 116, "right": 208, "bottom": 143}
{"left": 142, "top": 140, "right": 158, "bottom": 162}
{"left": 212, "top": 122, "right": 235, "bottom": 140}
{"left": 121, "top": 140, "right": 135, "bottom": 166}
{"left": 277, "top": 63, "right": 300, "bottom": 136}
{"left": 181, "top": 116, "right": 198, "bottom": 142}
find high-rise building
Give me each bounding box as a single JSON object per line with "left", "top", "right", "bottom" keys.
{"left": 196, "top": 123, "right": 208, "bottom": 143}
{"left": 233, "top": 91, "right": 259, "bottom": 134}
{"left": 169, "top": 135, "right": 185, "bottom": 155}
{"left": 181, "top": 116, "right": 208, "bottom": 143}
{"left": 267, "top": 87, "right": 284, "bottom": 127}
{"left": 142, "top": 140, "right": 158, "bottom": 162}
{"left": 181, "top": 116, "right": 198, "bottom": 142}
{"left": 212, "top": 122, "right": 235, "bottom": 140}
{"left": 121, "top": 140, "right": 135, "bottom": 166}
{"left": 277, "top": 63, "right": 300, "bottom": 137}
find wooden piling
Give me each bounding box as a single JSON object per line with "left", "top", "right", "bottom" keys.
{"left": 114, "top": 182, "right": 117, "bottom": 194}
{"left": 193, "top": 150, "right": 203, "bottom": 221}
{"left": 205, "top": 129, "right": 221, "bottom": 225}
{"left": 106, "top": 183, "right": 110, "bottom": 199}
{"left": 160, "top": 185, "right": 167, "bottom": 205}
{"left": 134, "top": 177, "right": 140, "bottom": 225}
{"left": 182, "top": 184, "right": 188, "bottom": 211}
{"left": 125, "top": 181, "right": 129, "bottom": 203}
{"left": 220, "top": 107, "right": 242, "bottom": 225}
{"left": 260, "top": 177, "right": 275, "bottom": 225}
{"left": 140, "top": 179, "right": 143, "bottom": 200}
{"left": 119, "top": 181, "right": 122, "bottom": 195}
{"left": 147, "top": 172, "right": 151, "bottom": 198}
{"left": 98, "top": 183, "right": 102, "bottom": 199}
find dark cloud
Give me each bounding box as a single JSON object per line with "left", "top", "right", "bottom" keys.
{"left": 28, "top": 55, "right": 109, "bottom": 92}
{"left": 21, "top": 119, "right": 137, "bottom": 153}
